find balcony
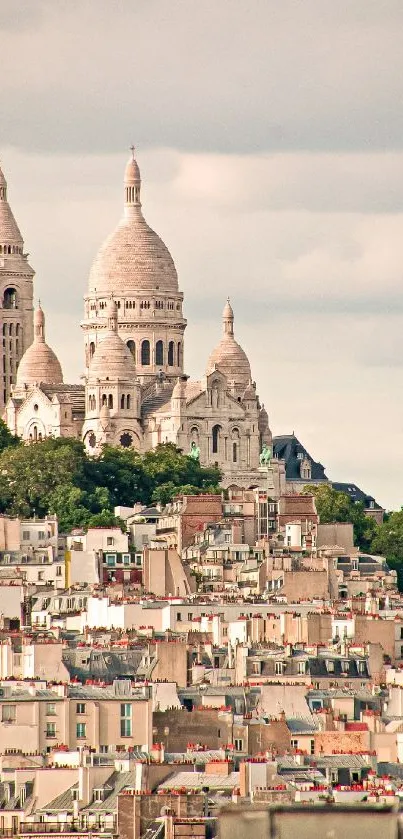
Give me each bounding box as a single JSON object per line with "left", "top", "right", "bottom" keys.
{"left": 13, "top": 822, "right": 116, "bottom": 837}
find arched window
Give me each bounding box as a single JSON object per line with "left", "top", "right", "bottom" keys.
{"left": 121, "top": 394, "right": 125, "bottom": 409}
{"left": 212, "top": 424, "right": 221, "bottom": 455}
{"left": 102, "top": 394, "right": 107, "bottom": 407}
{"left": 89, "top": 342, "right": 95, "bottom": 358}
{"left": 127, "top": 340, "right": 135, "bottom": 362}
{"left": 177, "top": 342, "right": 182, "bottom": 367}
{"left": 108, "top": 394, "right": 113, "bottom": 409}
{"left": 233, "top": 442, "right": 238, "bottom": 462}
{"left": 3, "top": 288, "right": 17, "bottom": 309}
{"left": 168, "top": 341, "right": 174, "bottom": 367}
{"left": 126, "top": 394, "right": 131, "bottom": 409}
{"left": 155, "top": 340, "right": 164, "bottom": 366}
{"left": 141, "top": 340, "right": 150, "bottom": 366}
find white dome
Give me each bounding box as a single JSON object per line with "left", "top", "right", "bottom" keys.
{"left": 16, "top": 305, "right": 63, "bottom": 387}
{"left": 88, "top": 300, "right": 136, "bottom": 382}
{"left": 88, "top": 154, "right": 178, "bottom": 295}
{"left": 206, "top": 300, "right": 251, "bottom": 389}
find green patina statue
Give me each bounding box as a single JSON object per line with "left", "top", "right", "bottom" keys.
{"left": 259, "top": 443, "right": 272, "bottom": 466}
{"left": 189, "top": 441, "right": 200, "bottom": 461}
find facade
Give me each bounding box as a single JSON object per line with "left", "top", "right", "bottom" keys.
{"left": 0, "top": 164, "right": 34, "bottom": 412}
{"left": 3, "top": 152, "right": 275, "bottom": 490}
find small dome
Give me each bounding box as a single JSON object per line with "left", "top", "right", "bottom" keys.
{"left": 16, "top": 305, "right": 63, "bottom": 387}
{"left": 206, "top": 300, "right": 251, "bottom": 389}
{"left": 124, "top": 154, "right": 141, "bottom": 183}
{"left": 88, "top": 311, "right": 136, "bottom": 383}
{"left": 223, "top": 298, "right": 234, "bottom": 320}
{"left": 88, "top": 152, "right": 178, "bottom": 295}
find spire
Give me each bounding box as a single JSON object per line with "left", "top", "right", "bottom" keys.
{"left": 124, "top": 146, "right": 141, "bottom": 215}
{"left": 223, "top": 297, "right": 234, "bottom": 337}
{"left": 106, "top": 297, "right": 118, "bottom": 332}
{"left": 34, "top": 303, "right": 45, "bottom": 343}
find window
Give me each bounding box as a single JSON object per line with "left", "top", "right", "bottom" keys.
{"left": 168, "top": 341, "right": 174, "bottom": 367}
{"left": 46, "top": 703, "right": 56, "bottom": 716}
{"left": 327, "top": 660, "right": 335, "bottom": 673}
{"left": 56, "top": 566, "right": 62, "bottom": 577}
{"left": 106, "top": 554, "right": 116, "bottom": 567}
{"left": 141, "top": 340, "right": 150, "bottom": 366}
{"left": 234, "top": 738, "right": 243, "bottom": 751}
{"left": 107, "top": 536, "right": 114, "bottom": 546}
{"left": 155, "top": 340, "right": 164, "bottom": 366}
{"left": 22, "top": 531, "right": 30, "bottom": 540}
{"left": 46, "top": 722, "right": 56, "bottom": 738}
{"left": 275, "top": 661, "right": 284, "bottom": 675}
{"left": 176, "top": 612, "right": 182, "bottom": 621}
{"left": 2, "top": 705, "right": 16, "bottom": 723}
{"left": 76, "top": 722, "right": 86, "bottom": 739}
{"left": 291, "top": 739, "right": 298, "bottom": 749}
{"left": 120, "top": 703, "right": 132, "bottom": 737}
{"left": 123, "top": 554, "right": 131, "bottom": 566}
{"left": 310, "top": 739, "right": 315, "bottom": 755}
{"left": 38, "top": 530, "right": 45, "bottom": 540}
{"left": 38, "top": 571, "right": 44, "bottom": 581}
{"left": 212, "top": 424, "right": 221, "bottom": 455}
{"left": 298, "top": 661, "right": 306, "bottom": 675}
{"left": 76, "top": 703, "right": 86, "bottom": 715}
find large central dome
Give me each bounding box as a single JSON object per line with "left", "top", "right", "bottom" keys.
{"left": 88, "top": 153, "right": 178, "bottom": 294}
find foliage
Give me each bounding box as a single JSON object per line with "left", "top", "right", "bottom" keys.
{"left": 371, "top": 510, "right": 403, "bottom": 589}
{"left": 0, "top": 437, "right": 222, "bottom": 532}
{"left": 303, "top": 483, "right": 378, "bottom": 552}
{"left": 0, "top": 418, "right": 21, "bottom": 454}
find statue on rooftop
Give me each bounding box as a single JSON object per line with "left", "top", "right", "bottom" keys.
{"left": 259, "top": 443, "right": 272, "bottom": 466}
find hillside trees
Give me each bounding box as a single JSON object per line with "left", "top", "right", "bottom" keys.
{"left": 0, "top": 438, "right": 221, "bottom": 531}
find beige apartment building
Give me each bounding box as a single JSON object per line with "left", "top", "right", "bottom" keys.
{"left": 0, "top": 681, "right": 153, "bottom": 753}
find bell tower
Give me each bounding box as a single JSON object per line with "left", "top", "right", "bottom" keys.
{"left": 0, "top": 163, "right": 34, "bottom": 411}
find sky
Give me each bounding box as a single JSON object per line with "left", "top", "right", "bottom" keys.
{"left": 1, "top": 0, "right": 403, "bottom": 510}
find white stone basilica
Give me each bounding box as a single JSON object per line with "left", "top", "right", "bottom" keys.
{"left": 2, "top": 152, "right": 279, "bottom": 489}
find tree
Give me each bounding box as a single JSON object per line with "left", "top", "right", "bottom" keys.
{"left": 303, "top": 483, "right": 378, "bottom": 552}
{"left": 0, "top": 418, "right": 20, "bottom": 454}
{"left": 0, "top": 437, "right": 222, "bottom": 531}
{"left": 371, "top": 511, "right": 403, "bottom": 590}
{"left": 0, "top": 437, "right": 88, "bottom": 519}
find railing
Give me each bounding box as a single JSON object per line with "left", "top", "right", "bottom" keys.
{"left": 7, "top": 823, "right": 116, "bottom": 836}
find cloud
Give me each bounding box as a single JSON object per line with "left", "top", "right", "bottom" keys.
{"left": 1, "top": 2, "right": 403, "bottom": 509}
{"left": 2, "top": 1, "right": 403, "bottom": 154}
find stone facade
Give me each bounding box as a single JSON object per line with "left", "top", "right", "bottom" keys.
{"left": 0, "top": 164, "right": 34, "bottom": 412}
{"left": 3, "top": 152, "right": 276, "bottom": 490}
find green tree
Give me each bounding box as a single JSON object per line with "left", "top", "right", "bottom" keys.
{"left": 303, "top": 483, "right": 378, "bottom": 552}
{"left": 86, "top": 510, "right": 127, "bottom": 531}
{"left": 0, "top": 437, "right": 222, "bottom": 531}
{"left": 0, "top": 418, "right": 20, "bottom": 454}
{"left": 0, "top": 437, "right": 88, "bottom": 519}
{"left": 371, "top": 510, "right": 403, "bottom": 589}
{"left": 143, "top": 443, "right": 221, "bottom": 499}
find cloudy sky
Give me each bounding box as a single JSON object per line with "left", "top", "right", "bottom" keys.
{"left": 1, "top": 0, "right": 403, "bottom": 509}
